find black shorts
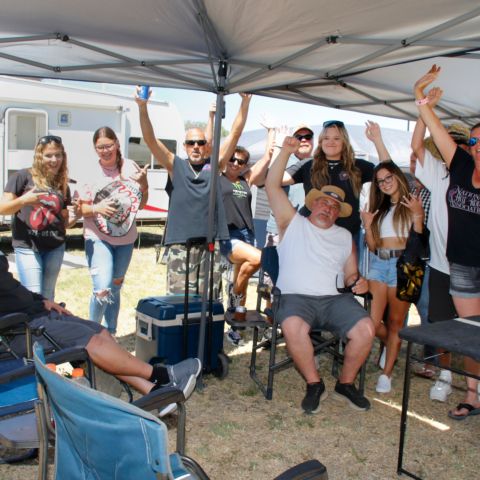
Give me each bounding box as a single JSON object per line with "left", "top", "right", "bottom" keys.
{"left": 428, "top": 267, "right": 457, "bottom": 322}
{"left": 10, "top": 311, "right": 104, "bottom": 357}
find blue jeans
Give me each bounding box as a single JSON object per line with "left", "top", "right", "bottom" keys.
{"left": 15, "top": 244, "right": 65, "bottom": 300}
{"left": 85, "top": 239, "right": 134, "bottom": 334}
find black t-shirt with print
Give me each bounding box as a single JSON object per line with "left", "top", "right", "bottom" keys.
{"left": 4, "top": 169, "right": 71, "bottom": 251}
{"left": 220, "top": 174, "right": 254, "bottom": 232}
{"left": 446, "top": 147, "right": 480, "bottom": 267}
{"left": 287, "top": 158, "right": 374, "bottom": 235}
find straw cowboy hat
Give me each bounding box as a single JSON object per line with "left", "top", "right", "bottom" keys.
{"left": 305, "top": 185, "right": 352, "bottom": 218}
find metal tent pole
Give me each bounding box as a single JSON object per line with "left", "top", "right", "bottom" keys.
{"left": 196, "top": 60, "right": 227, "bottom": 386}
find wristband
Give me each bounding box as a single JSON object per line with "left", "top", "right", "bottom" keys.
{"left": 415, "top": 97, "right": 429, "bottom": 106}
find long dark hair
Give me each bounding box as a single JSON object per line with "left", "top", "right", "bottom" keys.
{"left": 368, "top": 161, "right": 411, "bottom": 246}
{"left": 93, "top": 126, "right": 124, "bottom": 174}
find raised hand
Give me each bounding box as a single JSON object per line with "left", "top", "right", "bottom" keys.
{"left": 364, "top": 121, "right": 382, "bottom": 143}
{"left": 400, "top": 193, "right": 423, "bottom": 218}
{"left": 426, "top": 86, "right": 443, "bottom": 108}
{"left": 239, "top": 92, "right": 252, "bottom": 102}
{"left": 130, "top": 164, "right": 149, "bottom": 192}
{"left": 414, "top": 64, "right": 441, "bottom": 97}
{"left": 134, "top": 85, "right": 151, "bottom": 105}
{"left": 282, "top": 135, "right": 300, "bottom": 154}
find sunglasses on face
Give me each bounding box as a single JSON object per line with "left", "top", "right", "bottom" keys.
{"left": 185, "top": 139, "right": 207, "bottom": 147}
{"left": 323, "top": 120, "right": 345, "bottom": 129}
{"left": 229, "top": 156, "right": 248, "bottom": 166}
{"left": 38, "top": 135, "right": 62, "bottom": 145}
{"left": 468, "top": 137, "right": 480, "bottom": 146}
{"left": 294, "top": 133, "right": 313, "bottom": 141}
{"left": 376, "top": 173, "right": 394, "bottom": 186}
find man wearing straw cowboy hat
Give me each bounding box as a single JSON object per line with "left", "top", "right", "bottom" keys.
{"left": 265, "top": 135, "right": 375, "bottom": 415}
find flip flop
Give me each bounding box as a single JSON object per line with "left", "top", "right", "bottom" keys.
{"left": 448, "top": 403, "right": 480, "bottom": 421}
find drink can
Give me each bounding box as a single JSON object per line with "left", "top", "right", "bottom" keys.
{"left": 139, "top": 85, "right": 150, "bottom": 100}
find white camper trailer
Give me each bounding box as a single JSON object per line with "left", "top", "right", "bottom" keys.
{"left": 0, "top": 76, "right": 185, "bottom": 223}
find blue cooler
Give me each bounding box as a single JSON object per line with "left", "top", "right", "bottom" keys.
{"left": 135, "top": 295, "right": 225, "bottom": 370}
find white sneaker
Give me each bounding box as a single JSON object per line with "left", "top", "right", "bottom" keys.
{"left": 376, "top": 374, "right": 392, "bottom": 393}
{"left": 430, "top": 370, "right": 452, "bottom": 402}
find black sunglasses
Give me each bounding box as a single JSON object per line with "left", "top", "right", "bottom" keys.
{"left": 185, "top": 139, "right": 207, "bottom": 147}
{"left": 323, "top": 120, "right": 345, "bottom": 129}
{"left": 38, "top": 135, "right": 62, "bottom": 145}
{"left": 294, "top": 133, "right": 313, "bottom": 141}
{"left": 229, "top": 156, "right": 248, "bottom": 166}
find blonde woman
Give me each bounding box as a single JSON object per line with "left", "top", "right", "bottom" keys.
{"left": 361, "top": 161, "right": 424, "bottom": 393}
{"left": 0, "top": 135, "right": 71, "bottom": 300}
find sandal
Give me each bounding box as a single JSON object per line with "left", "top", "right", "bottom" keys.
{"left": 448, "top": 402, "right": 480, "bottom": 421}
{"left": 413, "top": 364, "right": 436, "bottom": 379}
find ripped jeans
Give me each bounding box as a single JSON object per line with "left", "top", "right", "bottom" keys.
{"left": 85, "top": 238, "right": 134, "bottom": 334}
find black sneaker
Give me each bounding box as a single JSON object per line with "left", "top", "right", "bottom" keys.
{"left": 301, "top": 379, "right": 327, "bottom": 414}
{"left": 334, "top": 381, "right": 370, "bottom": 411}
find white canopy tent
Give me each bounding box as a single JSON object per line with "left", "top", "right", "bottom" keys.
{"left": 2, "top": 0, "right": 479, "bottom": 366}
{"left": 1, "top": 0, "right": 480, "bottom": 124}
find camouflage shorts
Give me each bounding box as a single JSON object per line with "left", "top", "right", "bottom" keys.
{"left": 166, "top": 243, "right": 223, "bottom": 301}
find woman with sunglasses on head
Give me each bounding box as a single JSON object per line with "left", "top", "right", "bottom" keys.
{"left": 0, "top": 135, "right": 71, "bottom": 300}
{"left": 283, "top": 120, "right": 375, "bottom": 250}
{"left": 414, "top": 65, "right": 480, "bottom": 420}
{"left": 217, "top": 112, "right": 275, "bottom": 328}
{"left": 361, "top": 162, "right": 424, "bottom": 393}
{"left": 76, "top": 127, "right": 148, "bottom": 335}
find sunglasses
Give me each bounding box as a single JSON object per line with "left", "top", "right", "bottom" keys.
{"left": 323, "top": 120, "right": 345, "bottom": 129}
{"left": 468, "top": 137, "right": 480, "bottom": 146}
{"left": 185, "top": 139, "right": 207, "bottom": 147}
{"left": 294, "top": 133, "right": 313, "bottom": 141}
{"left": 229, "top": 156, "right": 248, "bottom": 166}
{"left": 376, "top": 173, "right": 394, "bottom": 186}
{"left": 38, "top": 135, "right": 62, "bottom": 145}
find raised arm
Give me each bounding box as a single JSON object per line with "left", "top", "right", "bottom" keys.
{"left": 265, "top": 137, "right": 299, "bottom": 237}
{"left": 365, "top": 121, "right": 390, "bottom": 162}
{"left": 414, "top": 65, "right": 456, "bottom": 168}
{"left": 411, "top": 87, "right": 443, "bottom": 166}
{"left": 247, "top": 127, "right": 276, "bottom": 186}
{"left": 219, "top": 93, "right": 252, "bottom": 170}
{"left": 204, "top": 102, "right": 215, "bottom": 157}
{"left": 135, "top": 88, "right": 175, "bottom": 173}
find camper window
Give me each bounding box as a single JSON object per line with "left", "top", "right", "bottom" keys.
{"left": 128, "top": 137, "right": 177, "bottom": 170}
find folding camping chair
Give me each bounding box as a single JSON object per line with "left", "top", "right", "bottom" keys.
{"left": 248, "top": 246, "right": 368, "bottom": 400}
{"left": 33, "top": 343, "right": 208, "bottom": 480}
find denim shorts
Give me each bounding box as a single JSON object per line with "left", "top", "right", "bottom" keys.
{"left": 449, "top": 262, "right": 480, "bottom": 298}
{"left": 367, "top": 253, "right": 398, "bottom": 287}
{"left": 220, "top": 227, "right": 255, "bottom": 258}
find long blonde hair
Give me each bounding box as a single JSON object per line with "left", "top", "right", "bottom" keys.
{"left": 30, "top": 140, "right": 69, "bottom": 196}
{"left": 368, "top": 161, "right": 411, "bottom": 246}
{"left": 311, "top": 125, "right": 362, "bottom": 197}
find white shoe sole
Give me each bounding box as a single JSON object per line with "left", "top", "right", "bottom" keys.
{"left": 158, "top": 374, "right": 196, "bottom": 418}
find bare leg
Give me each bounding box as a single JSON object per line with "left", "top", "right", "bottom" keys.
{"left": 368, "top": 280, "right": 388, "bottom": 342}
{"left": 340, "top": 317, "right": 375, "bottom": 383}
{"left": 228, "top": 242, "right": 261, "bottom": 301}
{"left": 281, "top": 316, "right": 319, "bottom": 384}
{"left": 382, "top": 288, "right": 410, "bottom": 377}
{"left": 85, "top": 329, "right": 153, "bottom": 393}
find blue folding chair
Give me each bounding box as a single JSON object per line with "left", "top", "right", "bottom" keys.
{"left": 33, "top": 343, "right": 208, "bottom": 480}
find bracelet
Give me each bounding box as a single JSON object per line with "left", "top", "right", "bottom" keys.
{"left": 415, "top": 97, "right": 429, "bottom": 106}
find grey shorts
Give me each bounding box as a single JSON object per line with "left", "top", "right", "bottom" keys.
{"left": 10, "top": 311, "right": 104, "bottom": 357}
{"left": 275, "top": 293, "right": 369, "bottom": 338}
{"left": 449, "top": 262, "right": 480, "bottom": 298}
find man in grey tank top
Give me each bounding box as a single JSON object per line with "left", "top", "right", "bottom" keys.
{"left": 265, "top": 135, "right": 375, "bottom": 415}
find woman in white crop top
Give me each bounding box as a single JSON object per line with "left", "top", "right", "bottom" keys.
{"left": 361, "top": 161, "right": 424, "bottom": 394}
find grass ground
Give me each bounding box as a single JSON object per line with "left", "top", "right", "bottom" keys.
{"left": 1, "top": 232, "right": 478, "bottom": 479}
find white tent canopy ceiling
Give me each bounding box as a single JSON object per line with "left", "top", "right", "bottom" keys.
{"left": 1, "top": 0, "right": 480, "bottom": 125}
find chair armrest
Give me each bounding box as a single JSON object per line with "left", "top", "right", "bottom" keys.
{"left": 0, "top": 312, "right": 30, "bottom": 330}
{"left": 133, "top": 386, "right": 185, "bottom": 412}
